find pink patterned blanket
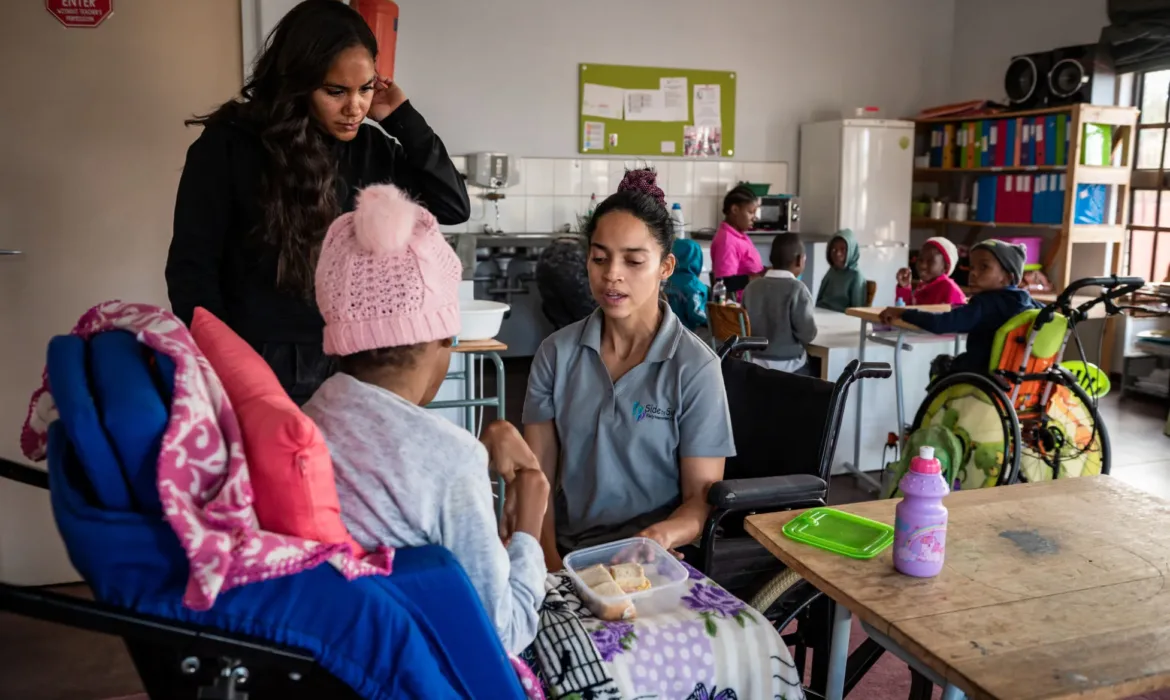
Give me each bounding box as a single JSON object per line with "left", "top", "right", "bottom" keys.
{"left": 20, "top": 301, "right": 392, "bottom": 610}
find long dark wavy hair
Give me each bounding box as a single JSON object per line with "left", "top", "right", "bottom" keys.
{"left": 187, "top": 0, "right": 378, "bottom": 297}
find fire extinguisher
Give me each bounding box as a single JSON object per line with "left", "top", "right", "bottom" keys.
{"left": 351, "top": 0, "right": 398, "bottom": 81}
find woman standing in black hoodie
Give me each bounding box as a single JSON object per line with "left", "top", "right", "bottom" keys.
{"left": 167, "top": 0, "right": 469, "bottom": 403}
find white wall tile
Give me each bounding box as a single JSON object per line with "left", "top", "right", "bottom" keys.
{"left": 761, "top": 163, "right": 790, "bottom": 194}
{"left": 496, "top": 195, "right": 527, "bottom": 233}
{"left": 607, "top": 159, "right": 628, "bottom": 188}
{"left": 668, "top": 161, "right": 695, "bottom": 196}
{"left": 582, "top": 159, "right": 610, "bottom": 198}
{"left": 525, "top": 158, "right": 555, "bottom": 196}
{"left": 695, "top": 162, "right": 721, "bottom": 196}
{"left": 691, "top": 198, "right": 718, "bottom": 231}
{"left": 525, "top": 197, "right": 554, "bottom": 234}
{"left": 741, "top": 162, "right": 767, "bottom": 185}
{"left": 652, "top": 163, "right": 671, "bottom": 195}
{"left": 717, "top": 161, "right": 743, "bottom": 192}
{"left": 553, "top": 159, "right": 582, "bottom": 196}
{"left": 553, "top": 196, "right": 583, "bottom": 232}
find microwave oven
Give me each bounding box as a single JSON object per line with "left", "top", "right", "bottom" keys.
{"left": 755, "top": 195, "right": 800, "bottom": 232}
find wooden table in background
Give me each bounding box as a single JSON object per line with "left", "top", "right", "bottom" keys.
{"left": 746, "top": 476, "right": 1170, "bottom": 700}
{"left": 841, "top": 304, "right": 959, "bottom": 491}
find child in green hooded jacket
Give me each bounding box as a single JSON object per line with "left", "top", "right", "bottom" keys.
{"left": 816, "top": 228, "right": 867, "bottom": 312}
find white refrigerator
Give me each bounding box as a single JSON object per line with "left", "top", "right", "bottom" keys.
{"left": 798, "top": 119, "right": 915, "bottom": 308}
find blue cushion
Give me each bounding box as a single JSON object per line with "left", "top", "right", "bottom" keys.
{"left": 89, "top": 331, "right": 166, "bottom": 514}
{"left": 47, "top": 335, "right": 133, "bottom": 511}
{"left": 376, "top": 547, "right": 523, "bottom": 694}
{"left": 44, "top": 335, "right": 527, "bottom": 699}
{"left": 47, "top": 421, "right": 474, "bottom": 699}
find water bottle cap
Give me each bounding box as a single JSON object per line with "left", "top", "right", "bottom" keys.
{"left": 910, "top": 445, "right": 941, "bottom": 474}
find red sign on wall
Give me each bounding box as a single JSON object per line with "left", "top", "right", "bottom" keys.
{"left": 46, "top": 0, "right": 113, "bottom": 28}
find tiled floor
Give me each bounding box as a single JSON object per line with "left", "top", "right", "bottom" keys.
{"left": 1, "top": 360, "right": 1166, "bottom": 700}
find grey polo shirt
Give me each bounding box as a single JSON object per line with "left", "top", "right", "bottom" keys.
{"left": 523, "top": 302, "right": 735, "bottom": 553}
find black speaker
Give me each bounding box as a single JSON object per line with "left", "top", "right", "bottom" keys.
{"left": 1005, "top": 52, "right": 1054, "bottom": 109}
{"left": 1046, "top": 43, "right": 1116, "bottom": 106}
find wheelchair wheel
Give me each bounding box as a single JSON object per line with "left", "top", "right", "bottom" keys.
{"left": 909, "top": 372, "right": 1022, "bottom": 489}
{"left": 1017, "top": 368, "right": 1110, "bottom": 482}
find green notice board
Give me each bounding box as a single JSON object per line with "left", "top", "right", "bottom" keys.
{"left": 578, "top": 63, "right": 736, "bottom": 158}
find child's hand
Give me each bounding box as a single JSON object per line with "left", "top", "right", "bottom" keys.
{"left": 506, "top": 469, "right": 550, "bottom": 540}
{"left": 480, "top": 420, "right": 540, "bottom": 483}
{"left": 879, "top": 307, "right": 906, "bottom": 325}
{"left": 896, "top": 268, "right": 912, "bottom": 287}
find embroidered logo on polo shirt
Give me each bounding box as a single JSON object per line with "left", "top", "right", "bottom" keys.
{"left": 632, "top": 401, "right": 675, "bottom": 422}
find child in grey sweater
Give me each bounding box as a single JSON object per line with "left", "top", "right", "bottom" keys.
{"left": 303, "top": 185, "right": 548, "bottom": 654}
{"left": 742, "top": 233, "right": 818, "bottom": 375}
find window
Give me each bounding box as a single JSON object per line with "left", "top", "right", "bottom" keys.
{"left": 1130, "top": 69, "right": 1170, "bottom": 283}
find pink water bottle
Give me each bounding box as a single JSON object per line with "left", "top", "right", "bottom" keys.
{"left": 893, "top": 446, "right": 949, "bottom": 577}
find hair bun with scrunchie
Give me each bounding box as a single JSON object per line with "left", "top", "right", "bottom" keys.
{"left": 616, "top": 168, "right": 667, "bottom": 208}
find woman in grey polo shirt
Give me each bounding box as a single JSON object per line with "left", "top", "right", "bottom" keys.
{"left": 523, "top": 169, "right": 735, "bottom": 570}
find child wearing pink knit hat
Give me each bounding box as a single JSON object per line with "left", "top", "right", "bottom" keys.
{"left": 303, "top": 184, "right": 549, "bottom": 654}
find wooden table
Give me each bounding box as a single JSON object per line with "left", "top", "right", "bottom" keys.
{"left": 842, "top": 305, "right": 961, "bottom": 491}
{"left": 746, "top": 476, "right": 1170, "bottom": 700}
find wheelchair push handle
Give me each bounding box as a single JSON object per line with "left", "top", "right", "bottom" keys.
{"left": 716, "top": 335, "right": 770, "bottom": 360}
{"left": 856, "top": 362, "right": 893, "bottom": 380}
{"left": 1056, "top": 275, "right": 1146, "bottom": 305}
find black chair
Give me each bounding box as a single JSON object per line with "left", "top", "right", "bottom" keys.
{"left": 694, "top": 337, "right": 891, "bottom": 687}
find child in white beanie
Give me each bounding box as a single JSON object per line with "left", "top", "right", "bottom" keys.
{"left": 900, "top": 237, "right": 967, "bottom": 307}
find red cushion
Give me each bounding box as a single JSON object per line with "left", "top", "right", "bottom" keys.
{"left": 189, "top": 308, "right": 362, "bottom": 555}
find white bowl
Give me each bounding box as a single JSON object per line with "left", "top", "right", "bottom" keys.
{"left": 459, "top": 300, "right": 509, "bottom": 341}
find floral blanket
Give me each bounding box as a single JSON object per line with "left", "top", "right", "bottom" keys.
{"left": 522, "top": 563, "right": 804, "bottom": 700}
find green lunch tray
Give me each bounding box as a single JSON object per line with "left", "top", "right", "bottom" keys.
{"left": 782, "top": 508, "right": 895, "bottom": 559}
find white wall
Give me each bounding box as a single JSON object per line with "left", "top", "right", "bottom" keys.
{"left": 0, "top": 1, "right": 241, "bottom": 584}
{"left": 949, "top": 0, "right": 1109, "bottom": 102}
{"left": 393, "top": 0, "right": 955, "bottom": 163}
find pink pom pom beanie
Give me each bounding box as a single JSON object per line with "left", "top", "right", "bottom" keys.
{"left": 315, "top": 185, "right": 463, "bottom": 356}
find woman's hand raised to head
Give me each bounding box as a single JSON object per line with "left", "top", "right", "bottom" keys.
{"left": 481, "top": 420, "right": 541, "bottom": 483}
{"left": 368, "top": 78, "right": 407, "bottom": 122}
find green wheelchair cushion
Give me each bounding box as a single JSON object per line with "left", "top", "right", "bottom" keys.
{"left": 988, "top": 309, "right": 1068, "bottom": 372}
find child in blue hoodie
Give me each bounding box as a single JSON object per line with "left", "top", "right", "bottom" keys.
{"left": 880, "top": 240, "right": 1039, "bottom": 376}
{"left": 816, "top": 229, "right": 867, "bottom": 312}
{"left": 665, "top": 238, "right": 709, "bottom": 331}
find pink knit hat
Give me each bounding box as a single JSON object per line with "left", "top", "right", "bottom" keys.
{"left": 316, "top": 185, "right": 463, "bottom": 356}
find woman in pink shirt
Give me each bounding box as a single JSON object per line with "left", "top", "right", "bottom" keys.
{"left": 711, "top": 185, "right": 765, "bottom": 300}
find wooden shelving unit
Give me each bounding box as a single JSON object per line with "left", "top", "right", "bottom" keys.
{"left": 911, "top": 103, "right": 1139, "bottom": 292}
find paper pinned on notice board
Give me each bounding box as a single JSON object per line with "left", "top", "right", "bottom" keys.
{"left": 583, "top": 121, "right": 606, "bottom": 151}
{"left": 582, "top": 83, "right": 624, "bottom": 121}
{"left": 624, "top": 89, "right": 666, "bottom": 122}
{"left": 660, "top": 77, "right": 689, "bottom": 122}
{"left": 694, "top": 84, "right": 722, "bottom": 128}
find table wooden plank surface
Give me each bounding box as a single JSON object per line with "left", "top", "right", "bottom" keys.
{"left": 453, "top": 338, "right": 507, "bottom": 353}
{"left": 745, "top": 477, "right": 1170, "bottom": 700}
{"left": 845, "top": 304, "right": 951, "bottom": 331}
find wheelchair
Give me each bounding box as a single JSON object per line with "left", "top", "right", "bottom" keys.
{"left": 706, "top": 336, "right": 891, "bottom": 695}
{"left": 0, "top": 315, "right": 889, "bottom": 699}
{"left": 888, "top": 276, "right": 1150, "bottom": 495}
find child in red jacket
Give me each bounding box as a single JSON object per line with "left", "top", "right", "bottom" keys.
{"left": 902, "top": 237, "right": 967, "bottom": 307}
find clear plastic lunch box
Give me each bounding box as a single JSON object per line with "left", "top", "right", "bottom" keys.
{"left": 564, "top": 537, "right": 690, "bottom": 619}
